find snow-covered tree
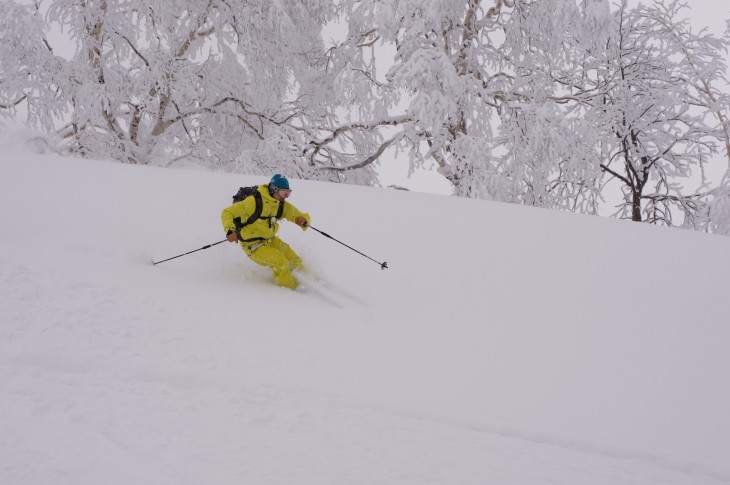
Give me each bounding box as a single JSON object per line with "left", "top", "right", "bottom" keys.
{"left": 585, "top": 0, "right": 726, "bottom": 225}
{"left": 330, "top": 0, "right": 728, "bottom": 227}
{"left": 326, "top": 0, "right": 612, "bottom": 209}
{"left": 4, "top": 0, "right": 730, "bottom": 234}
{"left": 0, "top": 0, "right": 363, "bottom": 181}
{"left": 703, "top": 17, "right": 730, "bottom": 235}
{"left": 320, "top": 0, "right": 514, "bottom": 197}
{"left": 0, "top": 1, "right": 71, "bottom": 134}
{"left": 490, "top": 0, "right": 611, "bottom": 212}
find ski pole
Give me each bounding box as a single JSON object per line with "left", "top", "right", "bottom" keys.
{"left": 307, "top": 224, "right": 388, "bottom": 270}
{"left": 153, "top": 239, "right": 227, "bottom": 265}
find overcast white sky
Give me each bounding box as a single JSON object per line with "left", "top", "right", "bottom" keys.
{"left": 669, "top": 0, "right": 728, "bottom": 35}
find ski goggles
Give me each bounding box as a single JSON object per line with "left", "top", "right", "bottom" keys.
{"left": 276, "top": 188, "right": 292, "bottom": 198}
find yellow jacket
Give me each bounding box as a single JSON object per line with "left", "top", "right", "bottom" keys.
{"left": 221, "top": 185, "right": 310, "bottom": 243}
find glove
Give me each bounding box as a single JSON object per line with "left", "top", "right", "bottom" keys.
{"left": 226, "top": 229, "right": 239, "bottom": 242}
{"left": 295, "top": 216, "right": 308, "bottom": 228}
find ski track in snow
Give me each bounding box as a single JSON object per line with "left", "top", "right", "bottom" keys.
{"left": 3, "top": 361, "right": 728, "bottom": 485}
{"left": 296, "top": 271, "right": 370, "bottom": 309}
{"left": 2, "top": 357, "right": 728, "bottom": 485}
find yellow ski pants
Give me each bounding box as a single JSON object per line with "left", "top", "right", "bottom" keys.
{"left": 243, "top": 237, "right": 303, "bottom": 290}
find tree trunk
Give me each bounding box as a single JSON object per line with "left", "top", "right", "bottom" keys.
{"left": 631, "top": 189, "right": 642, "bottom": 222}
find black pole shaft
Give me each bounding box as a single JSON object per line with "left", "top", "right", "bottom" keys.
{"left": 308, "top": 225, "right": 388, "bottom": 270}
{"left": 153, "top": 239, "right": 227, "bottom": 265}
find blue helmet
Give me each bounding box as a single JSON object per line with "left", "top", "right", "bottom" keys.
{"left": 270, "top": 173, "right": 290, "bottom": 190}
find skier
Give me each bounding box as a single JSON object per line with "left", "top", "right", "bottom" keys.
{"left": 221, "top": 174, "right": 310, "bottom": 290}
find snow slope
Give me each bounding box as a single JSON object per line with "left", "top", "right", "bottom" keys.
{"left": 2, "top": 144, "right": 730, "bottom": 484}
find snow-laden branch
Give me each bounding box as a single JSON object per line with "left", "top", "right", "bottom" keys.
{"left": 315, "top": 134, "right": 401, "bottom": 172}
{"left": 0, "top": 95, "right": 27, "bottom": 110}
{"left": 304, "top": 116, "right": 411, "bottom": 167}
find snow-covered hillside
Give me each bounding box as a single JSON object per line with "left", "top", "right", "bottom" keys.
{"left": 2, "top": 146, "right": 729, "bottom": 484}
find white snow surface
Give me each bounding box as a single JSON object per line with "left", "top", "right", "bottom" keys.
{"left": 2, "top": 146, "right": 730, "bottom": 484}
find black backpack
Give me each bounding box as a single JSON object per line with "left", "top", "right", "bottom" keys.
{"left": 231, "top": 185, "right": 285, "bottom": 239}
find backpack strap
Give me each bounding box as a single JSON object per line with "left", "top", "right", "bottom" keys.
{"left": 233, "top": 191, "right": 264, "bottom": 235}
{"left": 234, "top": 192, "right": 286, "bottom": 242}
